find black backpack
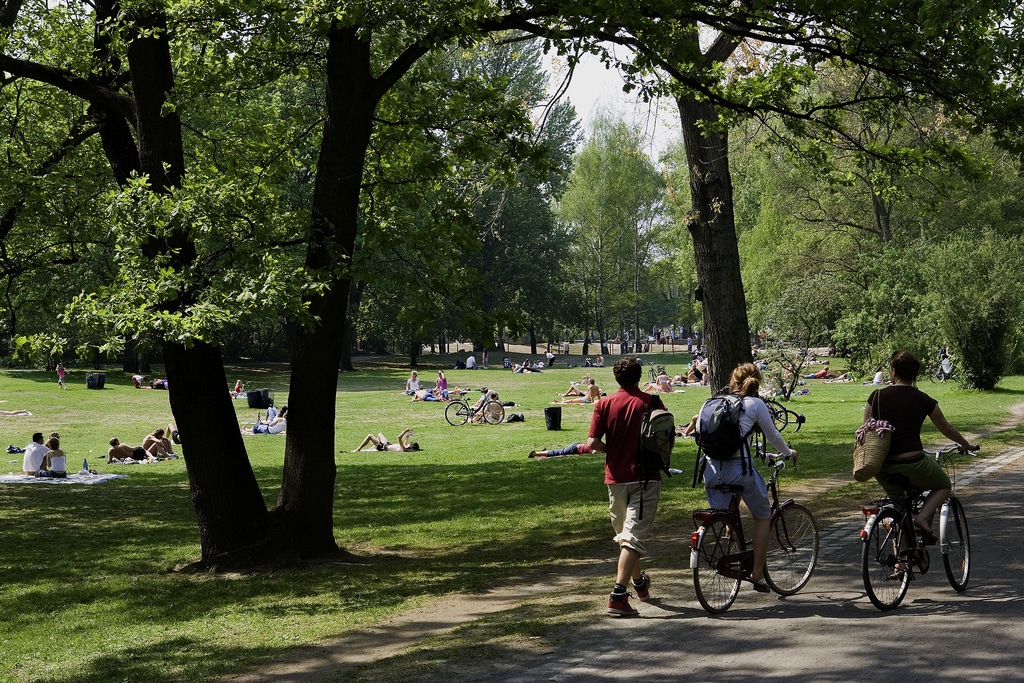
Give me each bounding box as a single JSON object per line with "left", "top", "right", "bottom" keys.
{"left": 695, "top": 393, "right": 752, "bottom": 461}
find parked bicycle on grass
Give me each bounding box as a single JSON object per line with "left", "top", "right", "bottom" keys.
{"left": 445, "top": 388, "right": 505, "bottom": 426}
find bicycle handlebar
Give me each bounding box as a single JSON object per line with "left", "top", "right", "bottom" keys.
{"left": 765, "top": 453, "right": 795, "bottom": 470}
{"left": 933, "top": 443, "right": 980, "bottom": 457}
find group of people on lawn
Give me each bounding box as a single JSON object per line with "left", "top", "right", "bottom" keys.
{"left": 107, "top": 424, "right": 181, "bottom": 463}
{"left": 17, "top": 423, "right": 181, "bottom": 476}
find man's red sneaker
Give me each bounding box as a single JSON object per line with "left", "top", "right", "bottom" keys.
{"left": 608, "top": 592, "right": 639, "bottom": 617}
{"left": 632, "top": 572, "right": 651, "bottom": 602}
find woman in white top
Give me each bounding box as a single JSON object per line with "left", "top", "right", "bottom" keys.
{"left": 245, "top": 406, "right": 287, "bottom": 434}
{"left": 405, "top": 371, "right": 420, "bottom": 395}
{"left": 701, "top": 363, "right": 797, "bottom": 592}
{"left": 38, "top": 434, "right": 67, "bottom": 478}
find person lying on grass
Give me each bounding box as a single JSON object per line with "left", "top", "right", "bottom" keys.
{"left": 241, "top": 407, "right": 287, "bottom": 434}
{"left": 351, "top": 429, "right": 421, "bottom": 452}
{"left": 528, "top": 442, "right": 595, "bottom": 459}
{"left": 108, "top": 438, "right": 151, "bottom": 463}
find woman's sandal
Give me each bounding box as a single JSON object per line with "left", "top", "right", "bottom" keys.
{"left": 747, "top": 577, "right": 770, "bottom": 593}
{"left": 913, "top": 521, "right": 939, "bottom": 545}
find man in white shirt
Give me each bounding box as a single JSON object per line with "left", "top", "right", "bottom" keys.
{"left": 22, "top": 432, "right": 48, "bottom": 474}
{"left": 466, "top": 354, "right": 477, "bottom": 369}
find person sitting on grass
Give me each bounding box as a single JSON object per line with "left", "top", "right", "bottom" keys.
{"left": 405, "top": 371, "right": 421, "bottom": 395}
{"left": 143, "top": 424, "right": 179, "bottom": 455}
{"left": 642, "top": 370, "right": 673, "bottom": 393}
{"left": 22, "top": 432, "right": 48, "bottom": 475}
{"left": 555, "top": 379, "right": 602, "bottom": 404}
{"left": 108, "top": 438, "right": 150, "bottom": 463}
{"left": 351, "top": 429, "right": 421, "bottom": 452}
{"left": 471, "top": 391, "right": 503, "bottom": 423}
{"left": 561, "top": 375, "right": 594, "bottom": 397}
{"left": 528, "top": 442, "right": 595, "bottom": 459}
{"left": 37, "top": 434, "right": 67, "bottom": 478}
{"left": 863, "top": 369, "right": 885, "bottom": 386}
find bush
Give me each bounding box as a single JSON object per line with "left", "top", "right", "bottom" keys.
{"left": 927, "top": 231, "right": 1024, "bottom": 390}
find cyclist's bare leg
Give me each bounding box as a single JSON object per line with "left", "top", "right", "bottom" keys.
{"left": 915, "top": 487, "right": 951, "bottom": 532}
{"left": 750, "top": 516, "right": 771, "bottom": 581}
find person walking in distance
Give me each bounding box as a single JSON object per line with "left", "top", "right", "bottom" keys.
{"left": 587, "top": 356, "right": 666, "bottom": 617}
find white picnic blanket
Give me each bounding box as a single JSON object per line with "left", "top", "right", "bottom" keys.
{"left": 0, "top": 472, "right": 127, "bottom": 485}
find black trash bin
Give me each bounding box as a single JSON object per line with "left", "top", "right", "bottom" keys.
{"left": 86, "top": 372, "right": 106, "bottom": 389}
{"left": 544, "top": 406, "right": 562, "bottom": 431}
{"left": 246, "top": 388, "right": 275, "bottom": 409}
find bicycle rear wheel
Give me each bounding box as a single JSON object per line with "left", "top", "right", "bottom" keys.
{"left": 763, "top": 399, "right": 788, "bottom": 431}
{"left": 941, "top": 495, "right": 970, "bottom": 591}
{"left": 862, "top": 508, "right": 910, "bottom": 611}
{"left": 765, "top": 503, "right": 819, "bottom": 595}
{"left": 444, "top": 401, "right": 470, "bottom": 426}
{"left": 692, "top": 514, "right": 741, "bottom": 614}
{"left": 484, "top": 403, "right": 505, "bottom": 425}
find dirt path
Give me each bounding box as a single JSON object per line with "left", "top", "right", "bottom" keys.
{"left": 218, "top": 404, "right": 1024, "bottom": 683}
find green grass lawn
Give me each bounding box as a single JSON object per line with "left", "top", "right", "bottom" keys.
{"left": 1, "top": 355, "right": 1022, "bottom": 682}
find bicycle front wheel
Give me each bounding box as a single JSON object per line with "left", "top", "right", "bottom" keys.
{"left": 444, "top": 401, "right": 470, "bottom": 426}
{"left": 765, "top": 503, "right": 819, "bottom": 595}
{"left": 862, "top": 508, "right": 910, "bottom": 611}
{"left": 941, "top": 495, "right": 971, "bottom": 591}
{"left": 692, "top": 514, "right": 741, "bottom": 614}
{"left": 484, "top": 403, "right": 505, "bottom": 425}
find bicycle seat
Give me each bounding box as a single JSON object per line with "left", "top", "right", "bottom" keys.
{"left": 881, "top": 473, "right": 924, "bottom": 497}
{"left": 713, "top": 484, "right": 745, "bottom": 494}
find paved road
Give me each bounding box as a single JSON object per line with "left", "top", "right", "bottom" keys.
{"left": 424, "top": 448, "right": 1024, "bottom": 683}
{"left": 222, "top": 448, "right": 1024, "bottom": 683}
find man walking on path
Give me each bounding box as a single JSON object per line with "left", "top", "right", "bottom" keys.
{"left": 587, "top": 357, "right": 666, "bottom": 617}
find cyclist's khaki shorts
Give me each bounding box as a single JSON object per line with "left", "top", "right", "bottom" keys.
{"left": 608, "top": 481, "right": 661, "bottom": 556}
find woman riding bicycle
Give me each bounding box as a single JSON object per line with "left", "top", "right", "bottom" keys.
{"left": 864, "top": 350, "right": 976, "bottom": 542}
{"left": 701, "top": 362, "right": 797, "bottom": 593}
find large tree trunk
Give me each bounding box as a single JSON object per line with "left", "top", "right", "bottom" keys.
{"left": 125, "top": 10, "right": 273, "bottom": 562}
{"left": 164, "top": 342, "right": 270, "bottom": 559}
{"left": 270, "top": 24, "right": 380, "bottom": 557}
{"left": 676, "top": 93, "right": 752, "bottom": 392}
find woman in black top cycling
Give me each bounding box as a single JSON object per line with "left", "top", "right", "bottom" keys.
{"left": 865, "top": 350, "right": 976, "bottom": 541}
